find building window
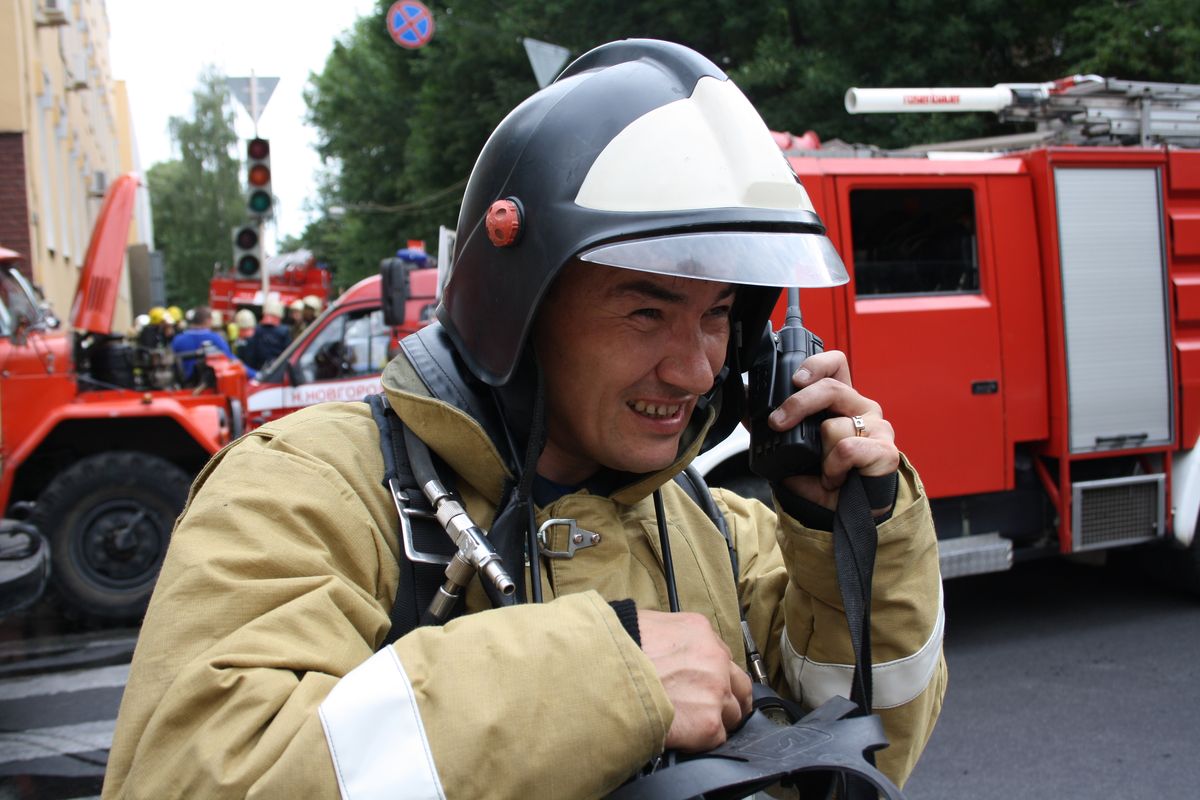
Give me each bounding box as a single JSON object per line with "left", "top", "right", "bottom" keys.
{"left": 850, "top": 188, "right": 980, "bottom": 297}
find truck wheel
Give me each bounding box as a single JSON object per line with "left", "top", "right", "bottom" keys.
{"left": 33, "top": 452, "right": 190, "bottom": 623}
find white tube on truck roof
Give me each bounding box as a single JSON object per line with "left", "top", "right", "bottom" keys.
{"left": 845, "top": 86, "right": 1016, "bottom": 114}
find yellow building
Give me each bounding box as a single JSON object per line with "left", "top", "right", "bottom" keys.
{"left": 0, "top": 0, "right": 152, "bottom": 331}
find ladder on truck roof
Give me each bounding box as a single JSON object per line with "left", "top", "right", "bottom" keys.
{"left": 846, "top": 75, "right": 1200, "bottom": 149}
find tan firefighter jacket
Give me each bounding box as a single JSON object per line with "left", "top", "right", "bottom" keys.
{"left": 103, "top": 354, "right": 946, "bottom": 799}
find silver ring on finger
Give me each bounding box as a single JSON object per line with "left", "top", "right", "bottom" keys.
{"left": 850, "top": 415, "right": 867, "bottom": 437}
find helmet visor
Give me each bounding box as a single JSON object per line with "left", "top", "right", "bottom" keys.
{"left": 578, "top": 231, "right": 848, "bottom": 288}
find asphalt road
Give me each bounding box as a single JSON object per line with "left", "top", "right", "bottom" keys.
{"left": 1, "top": 557, "right": 1196, "bottom": 799}
{"left": 904, "top": 558, "right": 1200, "bottom": 799}
{"left": 0, "top": 603, "right": 134, "bottom": 800}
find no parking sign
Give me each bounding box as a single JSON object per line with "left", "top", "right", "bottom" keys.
{"left": 386, "top": 0, "right": 435, "bottom": 49}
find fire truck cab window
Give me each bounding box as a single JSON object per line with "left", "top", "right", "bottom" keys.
{"left": 0, "top": 269, "right": 38, "bottom": 334}
{"left": 0, "top": 289, "right": 12, "bottom": 335}
{"left": 298, "top": 308, "right": 390, "bottom": 383}
{"left": 850, "top": 188, "right": 979, "bottom": 296}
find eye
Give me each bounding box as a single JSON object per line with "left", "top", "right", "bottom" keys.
{"left": 706, "top": 303, "right": 733, "bottom": 320}
{"left": 632, "top": 307, "right": 663, "bottom": 320}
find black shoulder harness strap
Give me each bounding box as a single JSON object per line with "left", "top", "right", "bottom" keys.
{"left": 367, "top": 393, "right": 460, "bottom": 644}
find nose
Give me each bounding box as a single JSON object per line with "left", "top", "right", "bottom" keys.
{"left": 656, "top": 322, "right": 724, "bottom": 397}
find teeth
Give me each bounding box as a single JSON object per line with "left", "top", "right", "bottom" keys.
{"left": 631, "top": 400, "right": 682, "bottom": 418}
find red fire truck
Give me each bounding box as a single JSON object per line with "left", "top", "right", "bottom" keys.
{"left": 696, "top": 76, "right": 1200, "bottom": 586}
{"left": 209, "top": 251, "right": 332, "bottom": 318}
{"left": 0, "top": 174, "right": 248, "bottom": 621}
{"left": 243, "top": 244, "right": 440, "bottom": 429}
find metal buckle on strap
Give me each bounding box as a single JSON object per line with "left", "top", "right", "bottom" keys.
{"left": 388, "top": 477, "right": 451, "bottom": 565}
{"left": 536, "top": 518, "right": 601, "bottom": 560}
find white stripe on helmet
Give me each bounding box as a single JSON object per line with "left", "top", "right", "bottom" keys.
{"left": 575, "top": 76, "right": 815, "bottom": 214}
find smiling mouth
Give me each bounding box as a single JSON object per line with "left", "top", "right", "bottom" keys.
{"left": 629, "top": 400, "right": 684, "bottom": 419}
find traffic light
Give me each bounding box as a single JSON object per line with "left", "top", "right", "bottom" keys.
{"left": 232, "top": 223, "right": 262, "bottom": 278}
{"left": 246, "top": 137, "right": 272, "bottom": 218}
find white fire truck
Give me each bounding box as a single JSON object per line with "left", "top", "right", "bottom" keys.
{"left": 696, "top": 76, "right": 1200, "bottom": 586}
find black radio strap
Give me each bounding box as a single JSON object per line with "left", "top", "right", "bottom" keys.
{"left": 667, "top": 466, "right": 890, "bottom": 800}
{"left": 678, "top": 465, "right": 879, "bottom": 720}
{"left": 832, "top": 469, "right": 882, "bottom": 799}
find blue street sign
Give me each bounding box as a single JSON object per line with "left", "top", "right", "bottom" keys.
{"left": 386, "top": 0, "right": 435, "bottom": 50}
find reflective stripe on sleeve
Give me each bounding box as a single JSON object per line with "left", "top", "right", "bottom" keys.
{"left": 782, "top": 588, "right": 945, "bottom": 710}
{"left": 318, "top": 646, "right": 446, "bottom": 800}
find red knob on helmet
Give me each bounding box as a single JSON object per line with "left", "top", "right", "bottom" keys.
{"left": 486, "top": 198, "right": 523, "bottom": 248}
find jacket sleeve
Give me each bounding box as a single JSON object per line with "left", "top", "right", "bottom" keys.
{"left": 102, "top": 408, "right": 673, "bottom": 800}
{"left": 714, "top": 456, "right": 947, "bottom": 787}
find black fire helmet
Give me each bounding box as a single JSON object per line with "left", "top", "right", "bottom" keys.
{"left": 437, "top": 38, "right": 847, "bottom": 450}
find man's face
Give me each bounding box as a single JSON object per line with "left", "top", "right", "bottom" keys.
{"left": 533, "top": 261, "right": 734, "bottom": 484}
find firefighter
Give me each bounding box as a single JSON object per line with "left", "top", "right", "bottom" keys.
{"left": 137, "top": 306, "right": 170, "bottom": 348}
{"left": 286, "top": 298, "right": 306, "bottom": 341}
{"left": 232, "top": 307, "right": 256, "bottom": 360}
{"left": 302, "top": 294, "right": 322, "bottom": 325}
{"left": 103, "top": 40, "right": 944, "bottom": 799}
{"left": 241, "top": 299, "right": 290, "bottom": 369}
{"left": 167, "top": 305, "right": 185, "bottom": 332}
{"left": 170, "top": 306, "right": 255, "bottom": 382}
{"left": 160, "top": 308, "right": 178, "bottom": 341}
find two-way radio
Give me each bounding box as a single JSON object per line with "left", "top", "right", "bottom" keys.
{"left": 747, "top": 287, "right": 825, "bottom": 481}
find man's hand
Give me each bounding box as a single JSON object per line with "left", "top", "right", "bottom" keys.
{"left": 766, "top": 350, "right": 899, "bottom": 511}
{"left": 637, "top": 609, "right": 752, "bottom": 752}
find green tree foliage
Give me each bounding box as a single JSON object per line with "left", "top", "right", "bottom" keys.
{"left": 146, "top": 68, "right": 243, "bottom": 308}
{"left": 1061, "top": 0, "right": 1200, "bottom": 82}
{"left": 300, "top": 0, "right": 1200, "bottom": 283}
{"left": 730, "top": 0, "right": 1085, "bottom": 148}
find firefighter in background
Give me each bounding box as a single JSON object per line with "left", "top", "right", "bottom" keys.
{"left": 161, "top": 309, "right": 178, "bottom": 341}
{"left": 171, "top": 306, "right": 256, "bottom": 382}
{"left": 241, "top": 299, "right": 290, "bottom": 370}
{"left": 102, "top": 40, "right": 944, "bottom": 799}
{"left": 233, "top": 308, "right": 256, "bottom": 361}
{"left": 209, "top": 309, "right": 224, "bottom": 334}
{"left": 286, "top": 299, "right": 306, "bottom": 341}
{"left": 302, "top": 294, "right": 322, "bottom": 325}
{"left": 137, "top": 306, "right": 171, "bottom": 348}
{"left": 219, "top": 310, "right": 240, "bottom": 349}
{"left": 131, "top": 313, "right": 150, "bottom": 341}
